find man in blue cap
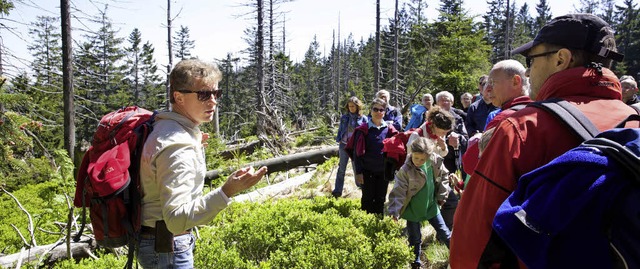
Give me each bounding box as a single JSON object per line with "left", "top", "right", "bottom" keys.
{"left": 450, "top": 14, "right": 637, "bottom": 269}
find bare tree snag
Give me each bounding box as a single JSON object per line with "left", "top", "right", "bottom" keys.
{"left": 61, "top": 0, "right": 75, "bottom": 162}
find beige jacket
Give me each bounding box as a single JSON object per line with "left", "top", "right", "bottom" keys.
{"left": 386, "top": 153, "right": 450, "bottom": 218}
{"left": 140, "top": 111, "right": 230, "bottom": 234}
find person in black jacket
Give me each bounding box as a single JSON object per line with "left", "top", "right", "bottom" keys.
{"left": 434, "top": 90, "right": 468, "bottom": 230}
{"left": 465, "top": 76, "right": 499, "bottom": 136}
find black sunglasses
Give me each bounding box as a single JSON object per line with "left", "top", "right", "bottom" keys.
{"left": 176, "top": 89, "right": 222, "bottom": 101}
{"left": 525, "top": 50, "right": 559, "bottom": 68}
{"left": 372, "top": 107, "right": 386, "bottom": 113}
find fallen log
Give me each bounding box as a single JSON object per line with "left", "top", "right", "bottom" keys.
{"left": 217, "top": 140, "right": 262, "bottom": 159}
{"left": 287, "top": 127, "right": 321, "bottom": 136}
{"left": 0, "top": 235, "right": 97, "bottom": 268}
{"left": 205, "top": 146, "right": 338, "bottom": 183}
{"left": 233, "top": 171, "right": 315, "bottom": 202}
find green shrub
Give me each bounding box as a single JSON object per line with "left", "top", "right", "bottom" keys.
{"left": 196, "top": 197, "right": 412, "bottom": 269}
{"left": 53, "top": 249, "right": 127, "bottom": 269}
{"left": 0, "top": 180, "right": 75, "bottom": 254}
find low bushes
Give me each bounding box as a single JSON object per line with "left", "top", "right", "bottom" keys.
{"left": 196, "top": 196, "right": 412, "bottom": 269}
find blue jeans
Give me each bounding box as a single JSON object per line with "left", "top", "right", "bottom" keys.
{"left": 333, "top": 143, "right": 354, "bottom": 196}
{"left": 406, "top": 214, "right": 451, "bottom": 264}
{"left": 137, "top": 233, "right": 195, "bottom": 269}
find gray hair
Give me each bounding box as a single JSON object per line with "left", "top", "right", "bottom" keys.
{"left": 493, "top": 59, "right": 530, "bottom": 96}
{"left": 435, "top": 91, "right": 454, "bottom": 103}
{"left": 620, "top": 75, "right": 637, "bottom": 88}
{"left": 376, "top": 89, "right": 390, "bottom": 100}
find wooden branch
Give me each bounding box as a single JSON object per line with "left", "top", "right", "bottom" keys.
{"left": 401, "top": 82, "right": 428, "bottom": 115}
{"left": 10, "top": 224, "right": 30, "bottom": 248}
{"left": 23, "top": 129, "right": 57, "bottom": 168}
{"left": 205, "top": 146, "right": 338, "bottom": 183}
{"left": 1, "top": 187, "right": 37, "bottom": 248}
{"left": 0, "top": 235, "right": 98, "bottom": 268}
{"left": 65, "top": 193, "right": 73, "bottom": 259}
{"left": 287, "top": 127, "right": 321, "bottom": 136}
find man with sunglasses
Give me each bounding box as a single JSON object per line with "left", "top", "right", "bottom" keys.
{"left": 450, "top": 14, "right": 637, "bottom": 269}
{"left": 138, "top": 59, "right": 268, "bottom": 269}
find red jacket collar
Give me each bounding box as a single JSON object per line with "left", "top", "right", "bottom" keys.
{"left": 536, "top": 67, "right": 622, "bottom": 101}
{"left": 425, "top": 122, "right": 439, "bottom": 140}
{"left": 501, "top": 95, "right": 533, "bottom": 109}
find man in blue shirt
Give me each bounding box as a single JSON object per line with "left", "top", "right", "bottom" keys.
{"left": 405, "top": 93, "right": 433, "bottom": 130}
{"left": 465, "top": 77, "right": 499, "bottom": 135}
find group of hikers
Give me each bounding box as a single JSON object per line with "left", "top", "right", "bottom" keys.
{"left": 123, "top": 13, "right": 639, "bottom": 269}
{"left": 332, "top": 13, "right": 640, "bottom": 269}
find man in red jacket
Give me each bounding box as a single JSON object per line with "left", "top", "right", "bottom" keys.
{"left": 450, "top": 14, "right": 637, "bottom": 269}
{"left": 461, "top": 59, "right": 532, "bottom": 177}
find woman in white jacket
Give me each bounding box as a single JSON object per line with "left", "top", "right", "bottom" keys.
{"left": 406, "top": 106, "right": 455, "bottom": 158}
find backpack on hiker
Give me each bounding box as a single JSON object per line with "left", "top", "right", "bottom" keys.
{"left": 382, "top": 128, "right": 423, "bottom": 181}
{"left": 73, "top": 106, "right": 156, "bottom": 268}
{"left": 492, "top": 99, "right": 640, "bottom": 269}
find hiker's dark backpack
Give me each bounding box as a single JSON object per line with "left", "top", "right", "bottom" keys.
{"left": 493, "top": 99, "right": 640, "bottom": 269}
{"left": 73, "top": 106, "right": 155, "bottom": 268}
{"left": 382, "top": 128, "right": 423, "bottom": 181}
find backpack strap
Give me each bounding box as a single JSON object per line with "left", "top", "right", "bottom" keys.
{"left": 527, "top": 98, "right": 599, "bottom": 141}
{"left": 584, "top": 137, "right": 640, "bottom": 183}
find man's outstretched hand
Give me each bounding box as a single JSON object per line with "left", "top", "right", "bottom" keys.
{"left": 221, "top": 166, "right": 268, "bottom": 197}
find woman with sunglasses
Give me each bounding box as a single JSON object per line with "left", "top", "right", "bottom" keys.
{"left": 333, "top": 96, "right": 368, "bottom": 198}
{"left": 345, "top": 98, "right": 399, "bottom": 214}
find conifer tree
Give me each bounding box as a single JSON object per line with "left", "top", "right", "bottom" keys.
{"left": 73, "top": 6, "right": 126, "bottom": 143}
{"left": 25, "top": 15, "right": 63, "bottom": 149}
{"left": 173, "top": 25, "right": 195, "bottom": 60}
{"left": 614, "top": 0, "right": 640, "bottom": 76}
{"left": 534, "top": 0, "right": 552, "bottom": 32}
{"left": 575, "top": 0, "right": 599, "bottom": 13}
{"left": 125, "top": 28, "right": 163, "bottom": 108}
{"left": 433, "top": 0, "right": 491, "bottom": 99}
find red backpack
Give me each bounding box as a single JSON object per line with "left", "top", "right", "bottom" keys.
{"left": 382, "top": 128, "right": 423, "bottom": 180}
{"left": 73, "top": 106, "right": 155, "bottom": 268}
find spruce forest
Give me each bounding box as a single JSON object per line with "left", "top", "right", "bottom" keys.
{"left": 1, "top": 0, "right": 640, "bottom": 268}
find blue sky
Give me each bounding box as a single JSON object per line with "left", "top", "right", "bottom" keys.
{"left": 1, "top": 0, "right": 587, "bottom": 79}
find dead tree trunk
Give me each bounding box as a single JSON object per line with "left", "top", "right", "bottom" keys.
{"left": 0, "top": 235, "right": 97, "bottom": 268}
{"left": 205, "top": 146, "right": 338, "bottom": 183}
{"left": 61, "top": 0, "right": 75, "bottom": 163}
{"left": 374, "top": 0, "right": 381, "bottom": 91}
{"left": 165, "top": 0, "right": 173, "bottom": 110}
